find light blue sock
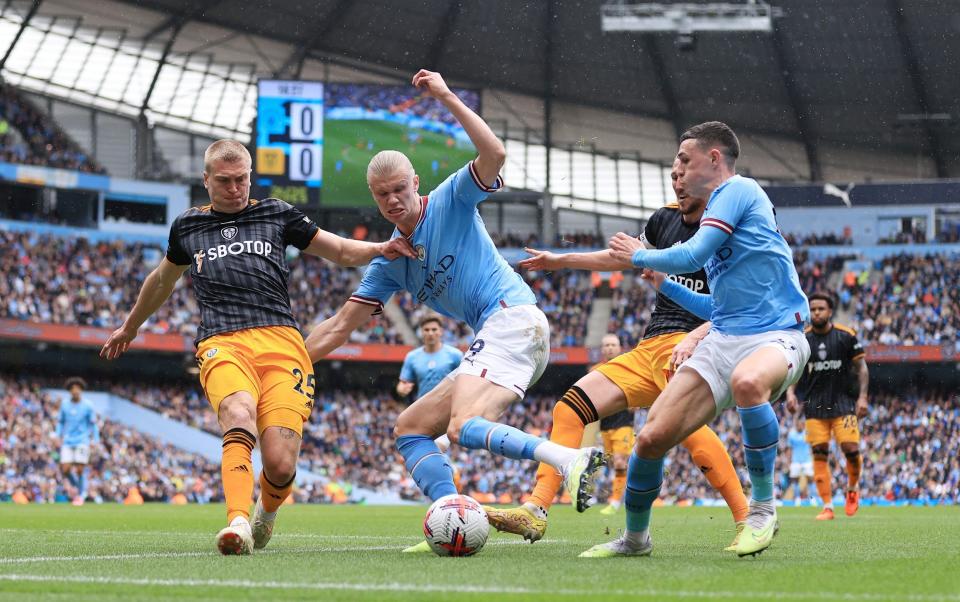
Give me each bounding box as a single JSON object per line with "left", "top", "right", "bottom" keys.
{"left": 738, "top": 403, "right": 780, "bottom": 502}
{"left": 458, "top": 417, "right": 542, "bottom": 461}
{"left": 78, "top": 468, "right": 88, "bottom": 498}
{"left": 396, "top": 435, "right": 457, "bottom": 501}
{"left": 624, "top": 454, "right": 664, "bottom": 533}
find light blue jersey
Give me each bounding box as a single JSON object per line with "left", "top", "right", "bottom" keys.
{"left": 56, "top": 399, "right": 99, "bottom": 447}
{"left": 788, "top": 429, "right": 812, "bottom": 464}
{"left": 351, "top": 162, "right": 536, "bottom": 331}
{"left": 634, "top": 175, "right": 809, "bottom": 335}
{"left": 400, "top": 344, "right": 463, "bottom": 396}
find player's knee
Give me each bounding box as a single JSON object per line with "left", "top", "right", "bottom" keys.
{"left": 613, "top": 454, "right": 629, "bottom": 471}
{"left": 218, "top": 397, "right": 255, "bottom": 431}
{"left": 841, "top": 444, "right": 859, "bottom": 457}
{"left": 263, "top": 454, "right": 296, "bottom": 484}
{"left": 731, "top": 372, "right": 770, "bottom": 406}
{"left": 812, "top": 445, "right": 829, "bottom": 459}
{"left": 634, "top": 430, "right": 669, "bottom": 458}
{"left": 445, "top": 416, "right": 468, "bottom": 445}
{"left": 394, "top": 408, "right": 421, "bottom": 438}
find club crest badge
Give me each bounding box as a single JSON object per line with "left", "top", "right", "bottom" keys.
{"left": 206, "top": 348, "right": 218, "bottom": 359}
{"left": 416, "top": 244, "right": 426, "bottom": 262}
{"left": 221, "top": 226, "right": 238, "bottom": 240}
{"left": 818, "top": 342, "right": 827, "bottom": 360}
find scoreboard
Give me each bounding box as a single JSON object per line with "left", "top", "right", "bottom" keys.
{"left": 254, "top": 80, "right": 324, "bottom": 209}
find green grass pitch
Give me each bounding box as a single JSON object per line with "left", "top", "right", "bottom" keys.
{"left": 322, "top": 120, "right": 477, "bottom": 207}
{"left": 0, "top": 504, "right": 957, "bottom": 601}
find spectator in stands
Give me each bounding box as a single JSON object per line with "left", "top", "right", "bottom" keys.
{"left": 0, "top": 84, "right": 105, "bottom": 174}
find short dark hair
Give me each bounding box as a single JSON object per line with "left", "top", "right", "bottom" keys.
{"left": 808, "top": 291, "right": 835, "bottom": 310}
{"left": 65, "top": 376, "right": 87, "bottom": 391}
{"left": 680, "top": 121, "right": 740, "bottom": 164}
{"left": 419, "top": 315, "right": 443, "bottom": 329}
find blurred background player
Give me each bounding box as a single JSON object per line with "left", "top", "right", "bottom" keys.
{"left": 306, "top": 69, "right": 605, "bottom": 553}
{"left": 486, "top": 160, "right": 748, "bottom": 548}
{"left": 101, "top": 139, "right": 413, "bottom": 555}
{"left": 595, "top": 334, "right": 633, "bottom": 516}
{"left": 396, "top": 314, "right": 464, "bottom": 501}
{"left": 55, "top": 377, "right": 99, "bottom": 506}
{"left": 786, "top": 415, "right": 814, "bottom": 505}
{"left": 396, "top": 315, "right": 463, "bottom": 405}
{"left": 787, "top": 292, "right": 869, "bottom": 520}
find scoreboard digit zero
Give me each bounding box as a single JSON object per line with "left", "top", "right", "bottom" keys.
{"left": 255, "top": 80, "right": 324, "bottom": 208}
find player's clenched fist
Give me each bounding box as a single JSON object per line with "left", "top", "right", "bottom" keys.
{"left": 379, "top": 237, "right": 417, "bottom": 260}
{"left": 412, "top": 69, "right": 453, "bottom": 100}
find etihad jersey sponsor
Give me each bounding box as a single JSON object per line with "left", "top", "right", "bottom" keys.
{"left": 641, "top": 205, "right": 710, "bottom": 340}
{"left": 166, "top": 198, "right": 319, "bottom": 344}
{"left": 795, "top": 323, "right": 865, "bottom": 419}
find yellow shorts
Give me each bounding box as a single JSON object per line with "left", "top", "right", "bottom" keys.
{"left": 196, "top": 325, "right": 315, "bottom": 436}
{"left": 805, "top": 415, "right": 860, "bottom": 447}
{"left": 595, "top": 331, "right": 687, "bottom": 409}
{"left": 601, "top": 426, "right": 634, "bottom": 456}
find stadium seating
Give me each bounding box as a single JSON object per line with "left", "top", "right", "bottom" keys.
{"left": 0, "top": 230, "right": 402, "bottom": 344}
{"left": 0, "top": 84, "right": 105, "bottom": 174}
{"left": 0, "top": 374, "right": 221, "bottom": 503}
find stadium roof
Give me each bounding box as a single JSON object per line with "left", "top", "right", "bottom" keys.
{"left": 3, "top": 0, "right": 959, "bottom": 178}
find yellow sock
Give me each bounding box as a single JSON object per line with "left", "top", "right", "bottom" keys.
{"left": 813, "top": 456, "right": 832, "bottom": 505}
{"left": 222, "top": 428, "right": 256, "bottom": 523}
{"left": 529, "top": 388, "right": 596, "bottom": 509}
{"left": 259, "top": 471, "right": 295, "bottom": 513}
{"left": 610, "top": 468, "right": 627, "bottom": 503}
{"left": 681, "top": 425, "right": 749, "bottom": 523}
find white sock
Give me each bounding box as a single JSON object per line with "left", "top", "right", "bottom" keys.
{"left": 624, "top": 528, "right": 649, "bottom": 547}
{"left": 532, "top": 441, "right": 579, "bottom": 469}
{"left": 609, "top": 499, "right": 622, "bottom": 509}
{"left": 434, "top": 434, "right": 451, "bottom": 453}
{"left": 522, "top": 502, "right": 548, "bottom": 519}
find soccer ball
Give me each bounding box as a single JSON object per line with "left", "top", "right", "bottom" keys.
{"left": 422, "top": 494, "right": 489, "bottom": 557}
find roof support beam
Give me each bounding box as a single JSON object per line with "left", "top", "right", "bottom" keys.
{"left": 139, "top": 1, "right": 218, "bottom": 117}
{"left": 426, "top": 0, "right": 463, "bottom": 70}
{"left": 542, "top": 0, "right": 556, "bottom": 245}
{"left": 272, "top": 0, "right": 353, "bottom": 79}
{"left": 770, "top": 21, "right": 821, "bottom": 181}
{"left": 889, "top": 0, "right": 946, "bottom": 177}
{"left": 641, "top": 35, "right": 684, "bottom": 140}
{"left": 0, "top": 0, "right": 42, "bottom": 71}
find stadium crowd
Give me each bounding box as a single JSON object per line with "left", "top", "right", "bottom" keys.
{"left": 843, "top": 253, "right": 960, "bottom": 347}
{"left": 0, "top": 230, "right": 402, "bottom": 344}
{"left": 0, "top": 374, "right": 221, "bottom": 504}
{"left": 0, "top": 84, "right": 105, "bottom": 174}
{"left": 783, "top": 231, "right": 853, "bottom": 246}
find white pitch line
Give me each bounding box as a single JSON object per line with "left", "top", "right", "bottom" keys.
{"left": 0, "top": 539, "right": 554, "bottom": 565}
{"left": 0, "top": 574, "right": 957, "bottom": 601}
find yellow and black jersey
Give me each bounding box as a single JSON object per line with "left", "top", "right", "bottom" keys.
{"left": 166, "top": 198, "right": 319, "bottom": 345}
{"left": 795, "top": 323, "right": 865, "bottom": 419}
{"left": 641, "top": 204, "right": 710, "bottom": 340}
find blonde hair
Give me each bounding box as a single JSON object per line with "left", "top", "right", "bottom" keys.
{"left": 366, "top": 150, "right": 414, "bottom": 183}
{"left": 204, "top": 139, "right": 251, "bottom": 173}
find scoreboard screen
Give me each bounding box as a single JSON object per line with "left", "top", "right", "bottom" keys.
{"left": 255, "top": 80, "right": 324, "bottom": 209}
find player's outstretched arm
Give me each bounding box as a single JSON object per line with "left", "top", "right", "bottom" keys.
{"left": 609, "top": 226, "right": 728, "bottom": 274}
{"left": 412, "top": 69, "right": 505, "bottom": 186}
{"left": 304, "top": 230, "right": 416, "bottom": 267}
{"left": 305, "top": 300, "right": 379, "bottom": 362}
{"left": 100, "top": 259, "right": 187, "bottom": 360}
{"left": 518, "top": 247, "right": 635, "bottom": 272}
